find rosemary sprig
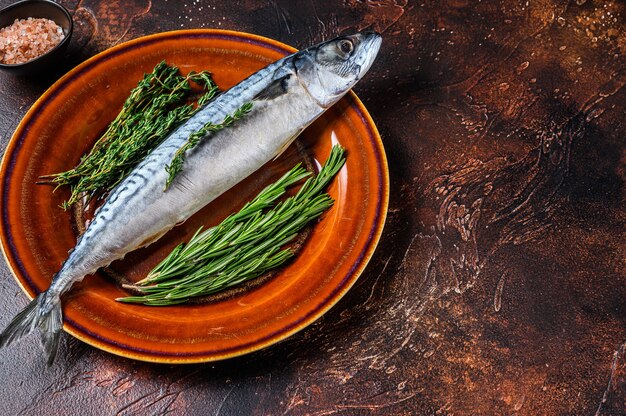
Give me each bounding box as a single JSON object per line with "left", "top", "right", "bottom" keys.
{"left": 117, "top": 145, "right": 346, "bottom": 306}
{"left": 40, "top": 61, "right": 219, "bottom": 209}
{"left": 164, "top": 102, "right": 253, "bottom": 189}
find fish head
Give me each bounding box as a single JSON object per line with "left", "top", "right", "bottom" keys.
{"left": 294, "top": 32, "right": 382, "bottom": 108}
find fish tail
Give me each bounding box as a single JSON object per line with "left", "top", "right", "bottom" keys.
{"left": 0, "top": 291, "right": 63, "bottom": 366}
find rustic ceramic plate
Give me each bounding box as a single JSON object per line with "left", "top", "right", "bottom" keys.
{"left": 0, "top": 29, "right": 388, "bottom": 363}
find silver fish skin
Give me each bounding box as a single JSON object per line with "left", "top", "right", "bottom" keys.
{"left": 0, "top": 32, "right": 382, "bottom": 364}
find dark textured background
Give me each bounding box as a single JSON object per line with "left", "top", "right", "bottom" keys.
{"left": 0, "top": 1, "right": 624, "bottom": 415}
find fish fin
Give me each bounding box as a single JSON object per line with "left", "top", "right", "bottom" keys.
{"left": 0, "top": 294, "right": 42, "bottom": 348}
{"left": 254, "top": 75, "right": 292, "bottom": 101}
{"left": 138, "top": 229, "right": 170, "bottom": 248}
{"left": 273, "top": 129, "right": 303, "bottom": 161}
{"left": 0, "top": 291, "right": 63, "bottom": 366}
{"left": 40, "top": 308, "right": 62, "bottom": 367}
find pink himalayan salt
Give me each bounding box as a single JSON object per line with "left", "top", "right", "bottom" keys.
{"left": 0, "top": 17, "right": 65, "bottom": 64}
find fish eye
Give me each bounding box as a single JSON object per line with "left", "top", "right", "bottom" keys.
{"left": 338, "top": 39, "right": 353, "bottom": 55}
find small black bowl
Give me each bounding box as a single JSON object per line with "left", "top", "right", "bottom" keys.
{"left": 0, "top": 0, "right": 73, "bottom": 75}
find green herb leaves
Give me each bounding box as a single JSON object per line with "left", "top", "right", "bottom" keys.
{"left": 40, "top": 61, "right": 219, "bottom": 209}
{"left": 117, "top": 145, "right": 346, "bottom": 306}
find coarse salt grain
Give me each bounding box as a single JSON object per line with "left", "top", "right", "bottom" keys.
{"left": 0, "top": 17, "right": 64, "bottom": 64}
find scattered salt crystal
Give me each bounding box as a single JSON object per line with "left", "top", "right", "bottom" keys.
{"left": 0, "top": 17, "right": 65, "bottom": 64}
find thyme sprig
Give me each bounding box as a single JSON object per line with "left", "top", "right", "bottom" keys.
{"left": 117, "top": 145, "right": 346, "bottom": 306}
{"left": 40, "top": 61, "right": 219, "bottom": 209}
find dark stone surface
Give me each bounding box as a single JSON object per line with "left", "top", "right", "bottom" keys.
{"left": 0, "top": 0, "right": 624, "bottom": 415}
